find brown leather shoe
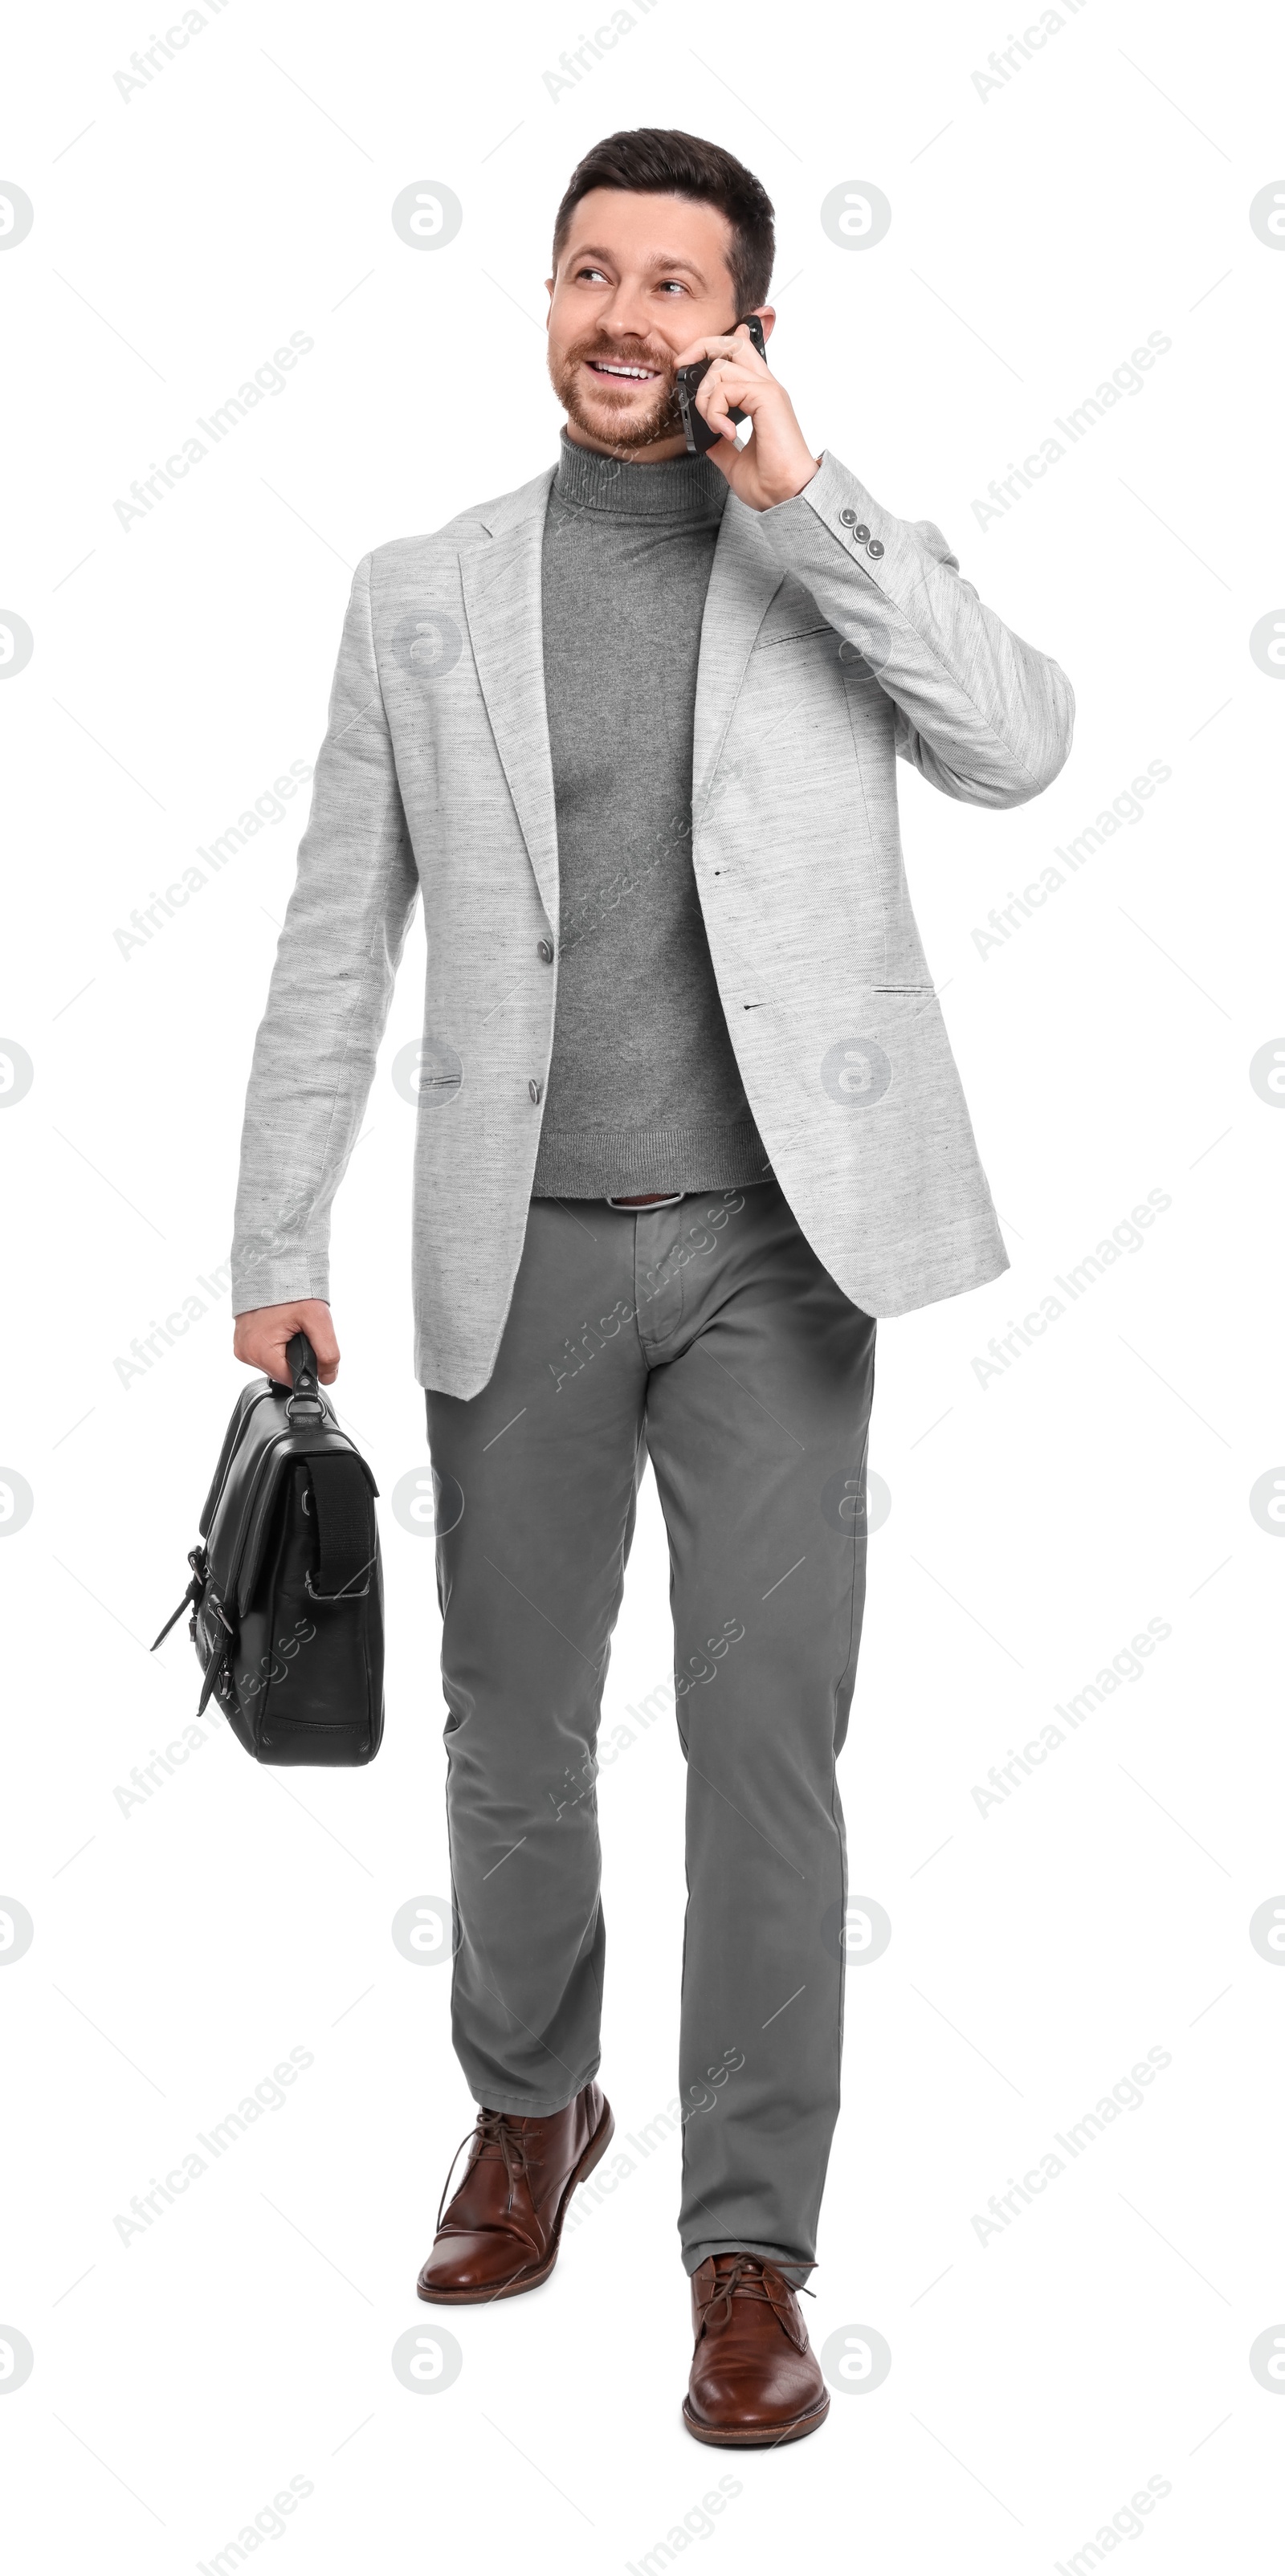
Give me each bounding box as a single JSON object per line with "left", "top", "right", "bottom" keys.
{"left": 416, "top": 2081, "right": 613, "bottom": 2304}
{"left": 683, "top": 2255, "right": 830, "bottom": 2447}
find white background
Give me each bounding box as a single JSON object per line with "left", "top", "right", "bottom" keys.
{"left": 2, "top": 0, "right": 1284, "bottom": 2567}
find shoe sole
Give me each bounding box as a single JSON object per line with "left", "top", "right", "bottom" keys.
{"left": 682, "top": 2392, "right": 830, "bottom": 2448}
{"left": 416, "top": 2098, "right": 616, "bottom": 2305}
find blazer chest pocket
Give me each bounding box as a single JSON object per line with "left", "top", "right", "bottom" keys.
{"left": 754, "top": 621, "right": 836, "bottom": 651}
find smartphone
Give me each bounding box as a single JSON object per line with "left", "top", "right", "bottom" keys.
{"left": 675, "top": 315, "right": 767, "bottom": 455}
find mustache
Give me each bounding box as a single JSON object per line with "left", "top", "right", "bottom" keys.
{"left": 569, "top": 336, "right": 675, "bottom": 379}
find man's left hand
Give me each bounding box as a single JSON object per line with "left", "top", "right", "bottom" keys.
{"left": 675, "top": 324, "right": 820, "bottom": 512}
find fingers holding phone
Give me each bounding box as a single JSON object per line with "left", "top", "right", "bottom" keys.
{"left": 672, "top": 313, "right": 821, "bottom": 512}
{"left": 675, "top": 314, "right": 769, "bottom": 453}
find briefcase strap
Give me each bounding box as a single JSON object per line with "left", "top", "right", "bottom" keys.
{"left": 285, "top": 1329, "right": 327, "bottom": 1424}
{"left": 305, "top": 1454, "right": 375, "bottom": 1602}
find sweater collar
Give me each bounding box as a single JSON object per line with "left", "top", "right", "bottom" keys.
{"left": 553, "top": 427, "right": 728, "bottom": 524}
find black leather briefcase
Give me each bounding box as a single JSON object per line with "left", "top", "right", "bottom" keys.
{"left": 151, "top": 1334, "right": 384, "bottom": 1765}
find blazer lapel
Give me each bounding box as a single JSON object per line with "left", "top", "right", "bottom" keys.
{"left": 692, "top": 494, "right": 785, "bottom": 825}
{"left": 459, "top": 469, "right": 782, "bottom": 922}
{"left": 459, "top": 469, "right": 560, "bottom": 928}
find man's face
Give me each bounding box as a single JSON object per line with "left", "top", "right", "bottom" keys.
{"left": 545, "top": 188, "right": 767, "bottom": 458}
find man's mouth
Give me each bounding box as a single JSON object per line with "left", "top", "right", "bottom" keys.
{"left": 585, "top": 359, "right": 662, "bottom": 382}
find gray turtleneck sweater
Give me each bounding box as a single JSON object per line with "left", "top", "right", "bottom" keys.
{"left": 530, "top": 431, "right": 770, "bottom": 1200}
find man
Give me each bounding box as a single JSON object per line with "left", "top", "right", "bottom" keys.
{"left": 231, "top": 128, "right": 1073, "bottom": 2447}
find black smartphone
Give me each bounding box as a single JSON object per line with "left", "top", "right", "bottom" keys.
{"left": 675, "top": 314, "right": 767, "bottom": 455}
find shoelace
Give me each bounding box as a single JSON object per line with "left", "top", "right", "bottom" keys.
{"left": 701, "top": 2256, "right": 815, "bottom": 2338}
{"left": 435, "top": 2109, "right": 535, "bottom": 2233}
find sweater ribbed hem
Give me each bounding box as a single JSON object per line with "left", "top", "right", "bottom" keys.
{"left": 531, "top": 1120, "right": 773, "bottom": 1199}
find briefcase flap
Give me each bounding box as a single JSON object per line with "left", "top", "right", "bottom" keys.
{"left": 204, "top": 1404, "right": 378, "bottom": 1620}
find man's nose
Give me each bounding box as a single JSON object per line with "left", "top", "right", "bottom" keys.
{"left": 596, "top": 296, "right": 660, "bottom": 348}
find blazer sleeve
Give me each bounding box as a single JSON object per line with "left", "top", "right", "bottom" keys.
{"left": 757, "top": 449, "right": 1075, "bottom": 809}
{"left": 230, "top": 552, "right": 420, "bottom": 1316}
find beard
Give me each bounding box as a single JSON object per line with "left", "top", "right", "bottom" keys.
{"left": 548, "top": 328, "right": 683, "bottom": 453}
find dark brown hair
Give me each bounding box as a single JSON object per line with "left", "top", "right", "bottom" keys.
{"left": 551, "top": 127, "right": 775, "bottom": 315}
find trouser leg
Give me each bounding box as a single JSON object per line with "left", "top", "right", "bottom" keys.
{"left": 634, "top": 1177, "right": 876, "bottom": 2281}
{"left": 425, "top": 1198, "right": 647, "bottom": 2116}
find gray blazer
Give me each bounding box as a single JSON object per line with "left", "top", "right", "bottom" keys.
{"left": 231, "top": 448, "right": 1073, "bottom": 1396}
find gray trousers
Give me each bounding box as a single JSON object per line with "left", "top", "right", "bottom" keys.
{"left": 424, "top": 1176, "right": 876, "bottom": 2279}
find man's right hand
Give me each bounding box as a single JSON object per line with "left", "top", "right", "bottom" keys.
{"left": 232, "top": 1298, "right": 341, "bottom": 1387}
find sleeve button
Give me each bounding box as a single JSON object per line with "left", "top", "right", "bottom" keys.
{"left": 839, "top": 507, "right": 857, "bottom": 525}
{"left": 867, "top": 537, "right": 884, "bottom": 558}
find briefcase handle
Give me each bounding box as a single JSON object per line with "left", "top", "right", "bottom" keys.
{"left": 284, "top": 1330, "right": 327, "bottom": 1422}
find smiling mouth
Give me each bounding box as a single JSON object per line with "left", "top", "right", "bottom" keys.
{"left": 585, "top": 359, "right": 661, "bottom": 382}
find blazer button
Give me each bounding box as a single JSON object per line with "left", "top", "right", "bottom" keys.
{"left": 839, "top": 507, "right": 858, "bottom": 525}
{"left": 529, "top": 1078, "right": 543, "bottom": 1103}
{"left": 536, "top": 938, "right": 553, "bottom": 962}
{"left": 867, "top": 536, "right": 885, "bottom": 557}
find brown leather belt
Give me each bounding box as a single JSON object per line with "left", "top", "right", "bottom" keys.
{"left": 604, "top": 1191, "right": 686, "bottom": 1209}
